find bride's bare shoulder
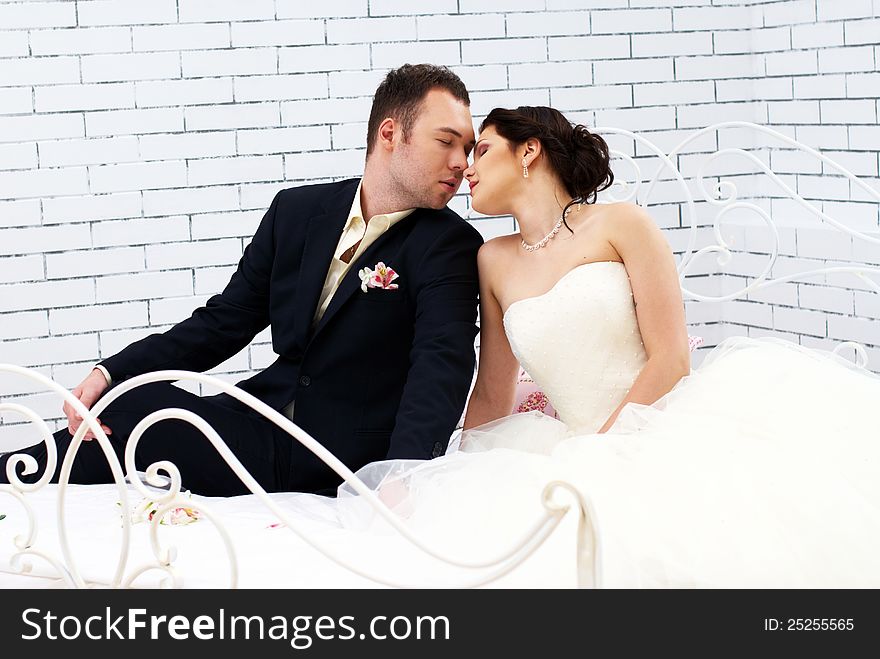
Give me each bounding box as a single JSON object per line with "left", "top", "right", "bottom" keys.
{"left": 587, "top": 201, "right": 658, "bottom": 241}
{"left": 476, "top": 236, "right": 518, "bottom": 299}
{"left": 591, "top": 201, "right": 653, "bottom": 225}
{"left": 477, "top": 234, "right": 518, "bottom": 268}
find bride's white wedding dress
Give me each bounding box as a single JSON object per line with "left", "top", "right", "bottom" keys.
{"left": 329, "top": 260, "right": 880, "bottom": 587}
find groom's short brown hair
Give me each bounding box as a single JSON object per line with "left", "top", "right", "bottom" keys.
{"left": 366, "top": 64, "right": 470, "bottom": 156}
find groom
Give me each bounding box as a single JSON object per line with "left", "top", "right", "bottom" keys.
{"left": 1, "top": 64, "right": 482, "bottom": 496}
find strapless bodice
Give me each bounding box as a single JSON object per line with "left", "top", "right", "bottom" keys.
{"left": 503, "top": 261, "right": 647, "bottom": 433}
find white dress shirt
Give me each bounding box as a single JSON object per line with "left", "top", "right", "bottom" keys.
{"left": 312, "top": 180, "right": 414, "bottom": 325}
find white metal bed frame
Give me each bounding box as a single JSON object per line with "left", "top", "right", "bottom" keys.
{"left": 1, "top": 122, "right": 878, "bottom": 588}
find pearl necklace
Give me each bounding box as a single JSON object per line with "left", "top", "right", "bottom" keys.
{"left": 520, "top": 203, "right": 580, "bottom": 252}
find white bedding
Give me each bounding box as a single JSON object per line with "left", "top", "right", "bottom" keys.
{"left": 0, "top": 483, "right": 579, "bottom": 589}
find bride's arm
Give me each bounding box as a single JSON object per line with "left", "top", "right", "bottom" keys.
{"left": 598, "top": 203, "right": 691, "bottom": 433}
{"left": 463, "top": 242, "right": 520, "bottom": 429}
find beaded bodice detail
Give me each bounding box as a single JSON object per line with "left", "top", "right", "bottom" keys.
{"left": 503, "top": 261, "right": 647, "bottom": 434}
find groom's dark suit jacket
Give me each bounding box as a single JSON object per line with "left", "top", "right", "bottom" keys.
{"left": 99, "top": 178, "right": 483, "bottom": 493}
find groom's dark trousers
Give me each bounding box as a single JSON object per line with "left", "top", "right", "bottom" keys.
{"left": 1, "top": 179, "right": 483, "bottom": 496}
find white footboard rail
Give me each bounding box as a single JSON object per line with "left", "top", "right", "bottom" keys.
{"left": 0, "top": 365, "right": 600, "bottom": 589}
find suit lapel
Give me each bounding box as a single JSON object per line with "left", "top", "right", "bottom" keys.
{"left": 294, "top": 179, "right": 359, "bottom": 346}
{"left": 313, "top": 209, "right": 420, "bottom": 338}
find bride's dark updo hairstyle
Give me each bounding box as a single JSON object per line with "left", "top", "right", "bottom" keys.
{"left": 480, "top": 106, "right": 614, "bottom": 231}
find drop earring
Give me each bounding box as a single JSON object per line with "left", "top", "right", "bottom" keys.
{"left": 522, "top": 157, "right": 529, "bottom": 178}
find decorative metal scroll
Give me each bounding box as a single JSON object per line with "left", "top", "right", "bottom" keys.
{"left": 0, "top": 366, "right": 598, "bottom": 589}
{"left": 595, "top": 121, "right": 880, "bottom": 303}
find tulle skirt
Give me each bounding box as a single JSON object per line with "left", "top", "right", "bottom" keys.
{"left": 280, "top": 337, "right": 880, "bottom": 587}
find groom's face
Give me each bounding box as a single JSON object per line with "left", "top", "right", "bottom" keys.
{"left": 390, "top": 89, "right": 475, "bottom": 209}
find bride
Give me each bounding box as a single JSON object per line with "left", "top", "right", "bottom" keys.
{"left": 329, "top": 106, "right": 880, "bottom": 588}
{"left": 462, "top": 106, "right": 690, "bottom": 438}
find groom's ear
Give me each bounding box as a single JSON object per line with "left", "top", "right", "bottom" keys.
{"left": 377, "top": 117, "right": 397, "bottom": 152}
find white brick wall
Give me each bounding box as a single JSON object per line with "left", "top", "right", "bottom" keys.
{"left": 1, "top": 0, "right": 879, "bottom": 448}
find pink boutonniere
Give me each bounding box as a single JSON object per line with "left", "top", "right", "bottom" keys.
{"left": 359, "top": 261, "right": 400, "bottom": 293}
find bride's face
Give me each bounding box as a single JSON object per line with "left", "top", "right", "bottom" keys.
{"left": 464, "top": 126, "right": 523, "bottom": 216}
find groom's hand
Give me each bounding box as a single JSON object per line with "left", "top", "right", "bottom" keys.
{"left": 63, "top": 368, "right": 112, "bottom": 440}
